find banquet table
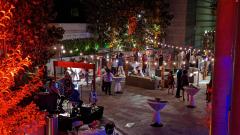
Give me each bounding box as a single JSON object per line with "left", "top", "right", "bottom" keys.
{"left": 184, "top": 86, "right": 200, "bottom": 108}
{"left": 147, "top": 99, "right": 167, "bottom": 127}
{"left": 113, "top": 76, "right": 125, "bottom": 93}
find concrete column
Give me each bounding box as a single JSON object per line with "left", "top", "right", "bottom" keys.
{"left": 230, "top": 1, "right": 240, "bottom": 135}
{"left": 211, "top": 0, "right": 237, "bottom": 135}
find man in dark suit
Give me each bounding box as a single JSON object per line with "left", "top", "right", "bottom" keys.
{"left": 176, "top": 69, "right": 183, "bottom": 98}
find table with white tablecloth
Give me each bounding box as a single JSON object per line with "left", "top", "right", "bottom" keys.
{"left": 147, "top": 99, "right": 168, "bottom": 127}
{"left": 184, "top": 86, "right": 200, "bottom": 108}
{"left": 113, "top": 76, "right": 125, "bottom": 93}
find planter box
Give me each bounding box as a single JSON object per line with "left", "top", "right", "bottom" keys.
{"left": 126, "top": 75, "right": 159, "bottom": 90}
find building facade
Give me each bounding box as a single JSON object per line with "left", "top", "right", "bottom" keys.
{"left": 166, "top": 0, "right": 216, "bottom": 48}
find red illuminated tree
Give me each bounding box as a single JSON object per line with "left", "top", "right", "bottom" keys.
{"left": 5, "top": 0, "right": 58, "bottom": 66}
{"left": 0, "top": 0, "right": 59, "bottom": 134}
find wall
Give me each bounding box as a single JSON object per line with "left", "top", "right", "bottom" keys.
{"left": 166, "top": 0, "right": 215, "bottom": 48}
{"left": 185, "top": 0, "right": 197, "bottom": 46}
{"left": 165, "top": 0, "right": 188, "bottom": 46}
{"left": 194, "top": 0, "right": 216, "bottom": 48}
{"left": 51, "top": 23, "right": 92, "bottom": 40}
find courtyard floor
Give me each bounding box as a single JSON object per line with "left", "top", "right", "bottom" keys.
{"left": 81, "top": 79, "right": 211, "bottom": 135}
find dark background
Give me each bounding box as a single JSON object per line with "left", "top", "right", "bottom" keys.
{"left": 53, "top": 0, "right": 87, "bottom": 23}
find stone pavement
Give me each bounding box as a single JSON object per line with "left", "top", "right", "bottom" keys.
{"left": 81, "top": 81, "right": 210, "bottom": 135}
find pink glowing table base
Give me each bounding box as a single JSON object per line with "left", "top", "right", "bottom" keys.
{"left": 185, "top": 86, "right": 200, "bottom": 108}
{"left": 147, "top": 99, "right": 167, "bottom": 127}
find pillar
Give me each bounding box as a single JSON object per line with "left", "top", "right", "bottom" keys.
{"left": 230, "top": 1, "right": 240, "bottom": 135}
{"left": 211, "top": 0, "right": 237, "bottom": 135}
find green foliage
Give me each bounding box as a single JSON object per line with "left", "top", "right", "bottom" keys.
{"left": 61, "top": 39, "right": 104, "bottom": 56}
{"left": 83, "top": 0, "right": 173, "bottom": 51}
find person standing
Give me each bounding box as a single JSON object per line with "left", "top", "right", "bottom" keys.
{"left": 181, "top": 70, "right": 189, "bottom": 101}
{"left": 134, "top": 51, "right": 139, "bottom": 62}
{"left": 142, "top": 53, "right": 147, "bottom": 74}
{"left": 167, "top": 71, "right": 175, "bottom": 94}
{"left": 102, "top": 57, "right": 107, "bottom": 69}
{"left": 206, "top": 78, "right": 213, "bottom": 103}
{"left": 45, "top": 79, "right": 60, "bottom": 113}
{"left": 176, "top": 69, "right": 183, "bottom": 98}
{"left": 103, "top": 68, "right": 114, "bottom": 95}
{"left": 158, "top": 54, "right": 163, "bottom": 68}
{"left": 111, "top": 57, "right": 118, "bottom": 75}
{"left": 118, "top": 53, "right": 125, "bottom": 75}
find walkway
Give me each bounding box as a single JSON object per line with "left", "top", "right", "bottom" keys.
{"left": 81, "top": 80, "right": 210, "bottom": 135}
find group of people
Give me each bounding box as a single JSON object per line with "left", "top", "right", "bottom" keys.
{"left": 45, "top": 72, "right": 81, "bottom": 112}
{"left": 101, "top": 68, "right": 114, "bottom": 95}
{"left": 108, "top": 53, "right": 125, "bottom": 76}
{"left": 167, "top": 68, "right": 213, "bottom": 104}
{"left": 166, "top": 69, "right": 191, "bottom": 101}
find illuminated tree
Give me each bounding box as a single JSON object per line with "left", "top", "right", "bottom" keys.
{"left": 0, "top": 0, "right": 58, "bottom": 134}
{"left": 84, "top": 0, "right": 173, "bottom": 50}
{"left": 6, "top": 0, "right": 57, "bottom": 66}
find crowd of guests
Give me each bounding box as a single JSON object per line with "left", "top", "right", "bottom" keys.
{"left": 166, "top": 68, "right": 212, "bottom": 103}
{"left": 102, "top": 53, "right": 125, "bottom": 76}
{"left": 99, "top": 53, "right": 127, "bottom": 96}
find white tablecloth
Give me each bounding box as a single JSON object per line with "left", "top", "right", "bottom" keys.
{"left": 184, "top": 86, "right": 200, "bottom": 107}
{"left": 147, "top": 100, "right": 167, "bottom": 124}
{"left": 113, "top": 77, "right": 125, "bottom": 92}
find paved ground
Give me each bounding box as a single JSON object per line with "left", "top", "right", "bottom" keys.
{"left": 81, "top": 80, "right": 210, "bottom": 135}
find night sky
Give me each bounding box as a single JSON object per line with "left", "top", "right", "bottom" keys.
{"left": 53, "top": 0, "right": 87, "bottom": 23}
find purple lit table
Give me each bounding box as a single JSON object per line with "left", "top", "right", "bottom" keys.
{"left": 185, "top": 86, "right": 200, "bottom": 108}
{"left": 79, "top": 127, "right": 106, "bottom": 135}
{"left": 113, "top": 76, "right": 125, "bottom": 93}
{"left": 147, "top": 99, "right": 168, "bottom": 127}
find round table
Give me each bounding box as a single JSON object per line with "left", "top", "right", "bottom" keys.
{"left": 113, "top": 76, "right": 125, "bottom": 94}
{"left": 184, "top": 86, "right": 200, "bottom": 108}
{"left": 147, "top": 99, "right": 168, "bottom": 127}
